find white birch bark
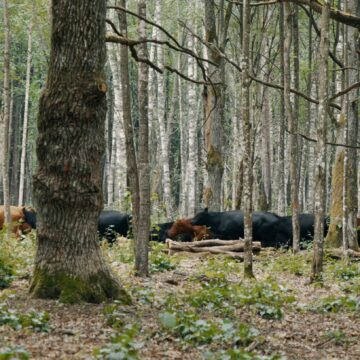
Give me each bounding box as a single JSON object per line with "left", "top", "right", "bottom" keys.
{"left": 153, "top": 0, "right": 173, "bottom": 219}
{"left": 135, "top": 0, "right": 150, "bottom": 277}
{"left": 186, "top": 35, "right": 197, "bottom": 217}
{"left": 242, "top": 0, "right": 254, "bottom": 278}
{"left": 107, "top": 6, "right": 127, "bottom": 210}
{"left": 277, "top": 4, "right": 286, "bottom": 216}
{"left": 311, "top": 0, "right": 330, "bottom": 281}
{"left": 2, "top": 0, "right": 11, "bottom": 237}
{"left": 18, "top": 9, "right": 34, "bottom": 206}
{"left": 284, "top": 3, "right": 300, "bottom": 252}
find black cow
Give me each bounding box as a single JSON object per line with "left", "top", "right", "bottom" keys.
{"left": 23, "top": 207, "right": 37, "bottom": 229}
{"left": 149, "top": 222, "right": 196, "bottom": 243}
{"left": 98, "top": 210, "right": 131, "bottom": 244}
{"left": 149, "top": 222, "right": 173, "bottom": 243}
{"left": 191, "top": 209, "right": 282, "bottom": 247}
{"left": 275, "top": 214, "right": 329, "bottom": 248}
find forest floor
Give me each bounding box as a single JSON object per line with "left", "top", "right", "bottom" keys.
{"left": 1, "top": 236, "right": 360, "bottom": 360}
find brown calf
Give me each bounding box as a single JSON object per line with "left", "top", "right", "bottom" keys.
{"left": 0, "top": 206, "right": 33, "bottom": 238}
{"left": 167, "top": 218, "right": 212, "bottom": 241}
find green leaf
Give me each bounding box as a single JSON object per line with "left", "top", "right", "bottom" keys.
{"left": 159, "top": 312, "right": 177, "bottom": 328}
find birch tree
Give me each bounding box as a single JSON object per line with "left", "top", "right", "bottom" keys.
{"left": 203, "top": 0, "right": 232, "bottom": 211}
{"left": 277, "top": 4, "right": 286, "bottom": 215}
{"left": 135, "top": 0, "right": 150, "bottom": 277}
{"left": 283, "top": 3, "right": 300, "bottom": 252}
{"left": 118, "top": 0, "right": 140, "bottom": 240}
{"left": 2, "top": 0, "right": 11, "bottom": 238}
{"left": 242, "top": 0, "right": 254, "bottom": 279}
{"left": 153, "top": 0, "right": 174, "bottom": 219}
{"left": 18, "top": 8, "right": 34, "bottom": 206}
{"left": 185, "top": 34, "right": 197, "bottom": 217}
{"left": 311, "top": 0, "right": 330, "bottom": 282}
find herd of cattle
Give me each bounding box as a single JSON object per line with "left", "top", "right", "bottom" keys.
{"left": 1, "top": 206, "right": 334, "bottom": 249}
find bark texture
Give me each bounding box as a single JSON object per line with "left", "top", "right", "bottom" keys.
{"left": 203, "top": 1, "right": 231, "bottom": 211}
{"left": 2, "top": 0, "right": 11, "bottom": 238}
{"left": 242, "top": 0, "right": 254, "bottom": 279}
{"left": 18, "top": 8, "right": 33, "bottom": 206}
{"left": 135, "top": 0, "right": 150, "bottom": 277}
{"left": 311, "top": 0, "right": 330, "bottom": 282}
{"left": 284, "top": 3, "right": 300, "bottom": 252}
{"left": 31, "top": 0, "right": 130, "bottom": 303}
{"left": 118, "top": 0, "right": 140, "bottom": 240}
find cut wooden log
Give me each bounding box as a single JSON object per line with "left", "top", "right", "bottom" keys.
{"left": 166, "top": 239, "right": 261, "bottom": 253}
{"left": 325, "top": 248, "right": 360, "bottom": 260}
{"left": 172, "top": 238, "right": 261, "bottom": 248}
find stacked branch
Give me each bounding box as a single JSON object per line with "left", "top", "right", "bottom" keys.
{"left": 165, "top": 239, "right": 262, "bottom": 261}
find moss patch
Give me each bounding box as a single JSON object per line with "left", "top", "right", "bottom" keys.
{"left": 30, "top": 269, "right": 131, "bottom": 305}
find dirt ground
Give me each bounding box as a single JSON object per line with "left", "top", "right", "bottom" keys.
{"left": 1, "top": 238, "right": 360, "bottom": 360}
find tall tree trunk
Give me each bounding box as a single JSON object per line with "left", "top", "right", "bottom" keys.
{"left": 2, "top": 0, "right": 11, "bottom": 238}
{"left": 30, "top": 0, "right": 130, "bottom": 303}
{"left": 153, "top": 0, "right": 174, "bottom": 219}
{"left": 344, "top": 0, "right": 360, "bottom": 252}
{"left": 135, "top": 0, "right": 150, "bottom": 277}
{"left": 203, "top": 1, "right": 231, "bottom": 211}
{"left": 277, "top": 4, "right": 286, "bottom": 215}
{"left": 242, "top": 0, "right": 254, "bottom": 279}
{"left": 118, "top": 0, "right": 140, "bottom": 240}
{"left": 107, "top": 5, "right": 127, "bottom": 210}
{"left": 311, "top": 0, "right": 330, "bottom": 282}
{"left": 18, "top": 4, "right": 34, "bottom": 206}
{"left": 284, "top": 3, "right": 300, "bottom": 252}
{"left": 186, "top": 35, "right": 197, "bottom": 217}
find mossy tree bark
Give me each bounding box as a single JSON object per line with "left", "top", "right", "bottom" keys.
{"left": 30, "top": 0, "right": 130, "bottom": 304}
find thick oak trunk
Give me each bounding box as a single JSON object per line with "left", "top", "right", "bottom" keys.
{"left": 30, "top": 0, "right": 130, "bottom": 304}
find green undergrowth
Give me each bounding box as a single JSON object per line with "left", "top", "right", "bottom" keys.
{"left": 0, "top": 345, "right": 30, "bottom": 360}
{"left": 310, "top": 294, "right": 360, "bottom": 314}
{"left": 183, "top": 277, "right": 295, "bottom": 320}
{"left": 149, "top": 242, "right": 177, "bottom": 273}
{"left": 159, "top": 312, "right": 259, "bottom": 347}
{"left": 268, "top": 252, "right": 311, "bottom": 277}
{"left": 204, "top": 349, "right": 286, "bottom": 360}
{"left": 93, "top": 324, "right": 141, "bottom": 360}
{"left": 326, "top": 261, "right": 360, "bottom": 281}
{"left": 0, "top": 302, "right": 49, "bottom": 332}
{"left": 0, "top": 231, "right": 36, "bottom": 289}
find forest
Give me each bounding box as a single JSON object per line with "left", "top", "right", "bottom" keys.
{"left": 1, "top": 0, "right": 360, "bottom": 359}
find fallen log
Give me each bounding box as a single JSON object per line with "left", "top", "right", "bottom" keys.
{"left": 325, "top": 248, "right": 360, "bottom": 260}
{"left": 175, "top": 238, "right": 261, "bottom": 248}
{"left": 166, "top": 239, "right": 261, "bottom": 253}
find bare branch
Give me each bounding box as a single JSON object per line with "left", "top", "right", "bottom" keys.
{"left": 227, "top": 0, "right": 360, "bottom": 28}
{"left": 298, "top": 5, "right": 344, "bottom": 68}
{"left": 329, "top": 81, "right": 360, "bottom": 102}
{"left": 106, "top": 34, "right": 221, "bottom": 86}
{"left": 285, "top": 128, "right": 360, "bottom": 149}
{"left": 250, "top": 75, "right": 342, "bottom": 110}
